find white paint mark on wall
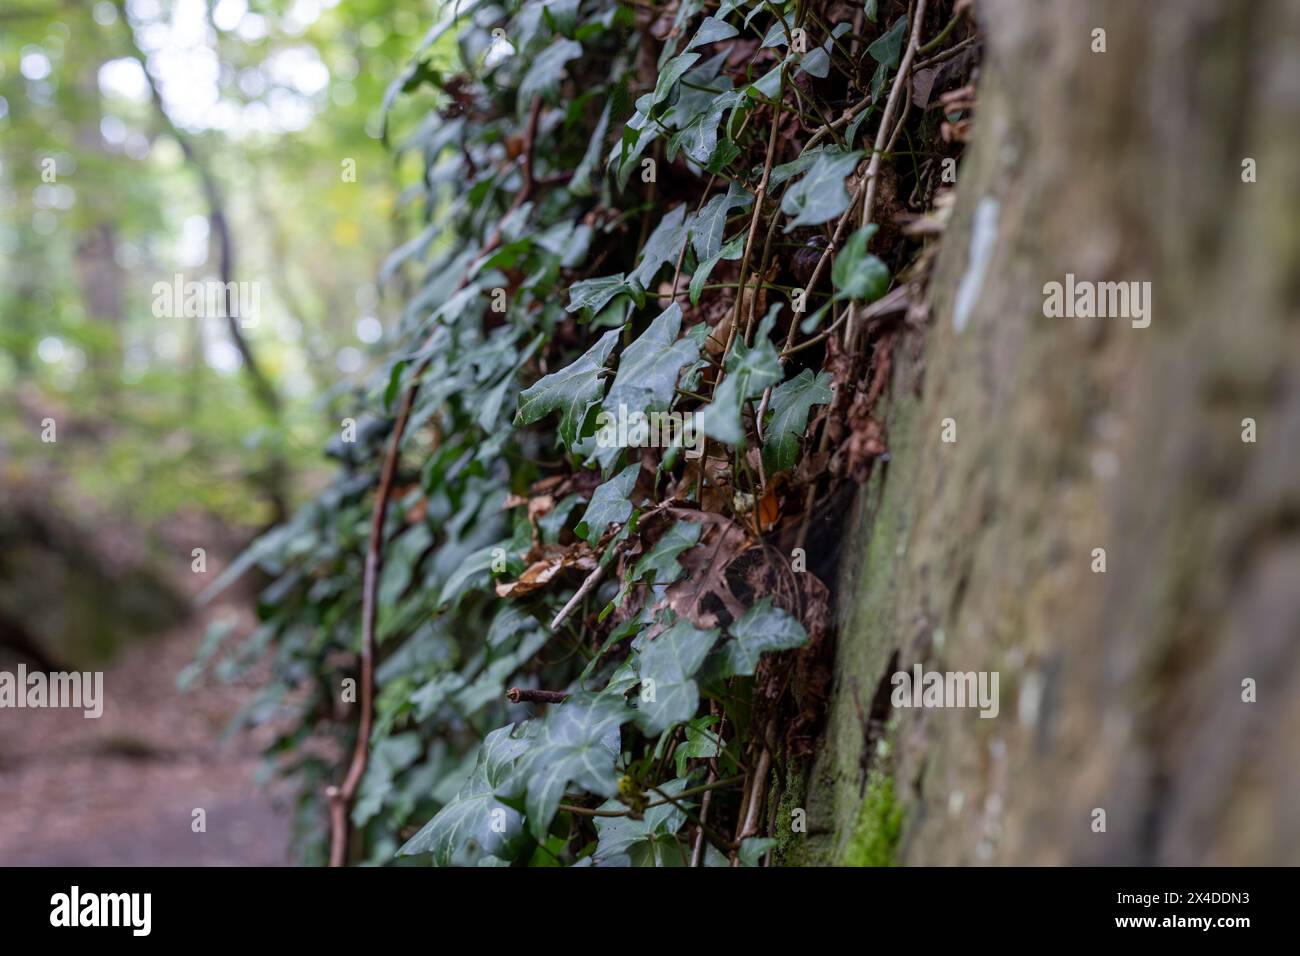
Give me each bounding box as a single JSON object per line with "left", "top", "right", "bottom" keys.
{"left": 952, "top": 197, "right": 1000, "bottom": 334}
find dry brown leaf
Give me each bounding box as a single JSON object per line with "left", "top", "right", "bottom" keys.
{"left": 494, "top": 543, "right": 597, "bottom": 599}
{"left": 660, "top": 510, "right": 751, "bottom": 628}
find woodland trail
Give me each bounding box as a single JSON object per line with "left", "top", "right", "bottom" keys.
{"left": 0, "top": 533, "right": 292, "bottom": 866}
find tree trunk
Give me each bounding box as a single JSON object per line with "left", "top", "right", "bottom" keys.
{"left": 798, "top": 0, "right": 1300, "bottom": 865}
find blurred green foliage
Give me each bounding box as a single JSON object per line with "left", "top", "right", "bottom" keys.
{"left": 0, "top": 0, "right": 449, "bottom": 521}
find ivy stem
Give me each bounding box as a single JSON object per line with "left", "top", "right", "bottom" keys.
{"left": 861, "top": 0, "right": 928, "bottom": 225}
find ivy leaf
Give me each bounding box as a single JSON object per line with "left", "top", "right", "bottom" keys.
{"left": 569, "top": 100, "right": 612, "bottom": 197}
{"left": 567, "top": 273, "right": 629, "bottom": 315}
{"left": 516, "top": 694, "right": 632, "bottom": 841}
{"left": 579, "top": 609, "right": 650, "bottom": 687}
{"left": 629, "top": 205, "right": 691, "bottom": 290}
{"left": 833, "top": 224, "right": 890, "bottom": 302}
{"left": 697, "top": 375, "right": 745, "bottom": 445}
{"left": 515, "top": 328, "right": 620, "bottom": 447}
{"left": 769, "top": 145, "right": 833, "bottom": 190}
{"left": 689, "top": 231, "right": 745, "bottom": 305}
{"left": 519, "top": 38, "right": 584, "bottom": 104}
{"left": 686, "top": 16, "right": 739, "bottom": 51}
{"left": 746, "top": 62, "right": 784, "bottom": 101}
{"left": 609, "top": 111, "right": 659, "bottom": 190}
{"left": 397, "top": 725, "right": 533, "bottom": 865}
{"left": 537, "top": 493, "right": 585, "bottom": 545}
{"left": 760, "top": 15, "right": 795, "bottom": 47}
{"left": 353, "top": 732, "right": 422, "bottom": 826}
{"left": 799, "top": 48, "right": 830, "bottom": 79}
{"left": 698, "top": 306, "right": 782, "bottom": 445}
{"left": 605, "top": 303, "right": 698, "bottom": 411}
{"left": 575, "top": 462, "right": 640, "bottom": 541}
{"left": 675, "top": 715, "right": 722, "bottom": 777}
{"left": 636, "top": 618, "right": 721, "bottom": 734}
{"left": 721, "top": 597, "right": 808, "bottom": 677}
{"left": 673, "top": 89, "right": 745, "bottom": 167}
{"left": 868, "top": 16, "right": 908, "bottom": 68}
{"left": 438, "top": 539, "right": 514, "bottom": 608}
{"left": 692, "top": 183, "right": 751, "bottom": 260}
{"left": 540, "top": 0, "right": 580, "bottom": 37}
{"left": 379, "top": 59, "right": 440, "bottom": 146}
{"left": 647, "top": 52, "right": 702, "bottom": 111}
{"left": 762, "top": 369, "right": 834, "bottom": 473}
{"left": 781, "top": 148, "right": 863, "bottom": 232}
{"left": 840, "top": 106, "right": 867, "bottom": 148}
{"left": 630, "top": 519, "right": 702, "bottom": 585}
{"left": 590, "top": 777, "right": 693, "bottom": 865}
{"left": 738, "top": 836, "right": 777, "bottom": 867}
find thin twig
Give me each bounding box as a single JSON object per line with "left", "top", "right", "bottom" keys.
{"left": 731, "top": 745, "right": 772, "bottom": 865}
{"left": 551, "top": 558, "right": 608, "bottom": 631}
{"left": 690, "top": 766, "right": 718, "bottom": 867}
{"left": 862, "top": 0, "right": 928, "bottom": 224}
{"left": 914, "top": 33, "right": 979, "bottom": 72}
{"left": 506, "top": 687, "right": 568, "bottom": 704}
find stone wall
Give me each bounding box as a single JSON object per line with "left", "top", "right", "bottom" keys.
{"left": 798, "top": 0, "right": 1300, "bottom": 866}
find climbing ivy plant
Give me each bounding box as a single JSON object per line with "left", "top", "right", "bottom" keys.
{"left": 200, "top": 0, "right": 973, "bottom": 866}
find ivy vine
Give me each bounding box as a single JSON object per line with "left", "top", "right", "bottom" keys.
{"left": 200, "top": 0, "right": 974, "bottom": 866}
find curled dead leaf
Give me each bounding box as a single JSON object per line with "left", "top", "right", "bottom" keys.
{"left": 494, "top": 543, "right": 597, "bottom": 599}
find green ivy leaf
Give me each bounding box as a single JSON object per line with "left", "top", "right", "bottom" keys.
{"left": 580, "top": 609, "right": 650, "bottom": 688}
{"left": 438, "top": 539, "right": 513, "bottom": 608}
{"left": 760, "top": 14, "right": 795, "bottom": 48}
{"left": 605, "top": 303, "right": 698, "bottom": 411}
{"left": 832, "top": 224, "right": 890, "bottom": 302}
{"left": 519, "top": 37, "right": 584, "bottom": 105}
{"left": 799, "top": 47, "right": 830, "bottom": 79}
{"left": 630, "top": 519, "right": 702, "bottom": 585}
{"left": 629, "top": 205, "right": 691, "bottom": 290}
{"left": 780, "top": 148, "right": 863, "bottom": 232}
{"left": 769, "top": 144, "right": 833, "bottom": 189}
{"left": 721, "top": 596, "right": 808, "bottom": 677}
{"left": 738, "top": 836, "right": 777, "bottom": 866}
{"left": 686, "top": 16, "right": 739, "bottom": 51}
{"left": 575, "top": 462, "right": 640, "bottom": 541}
{"left": 570, "top": 99, "right": 612, "bottom": 197}
{"left": 675, "top": 715, "right": 722, "bottom": 777}
{"left": 746, "top": 63, "right": 784, "bottom": 101}
{"left": 515, "top": 328, "right": 620, "bottom": 447}
{"left": 692, "top": 183, "right": 751, "bottom": 260}
{"left": 636, "top": 618, "right": 721, "bottom": 734}
{"left": 590, "top": 777, "right": 693, "bottom": 865}
{"left": 397, "top": 725, "right": 533, "bottom": 865}
{"left": 689, "top": 231, "right": 745, "bottom": 305}
{"left": 609, "top": 111, "right": 659, "bottom": 190}
{"left": 868, "top": 16, "right": 908, "bottom": 68}
{"left": 698, "top": 306, "right": 782, "bottom": 445}
{"left": 672, "top": 89, "right": 745, "bottom": 166}
{"left": 516, "top": 694, "right": 632, "bottom": 841}
{"left": 567, "top": 273, "right": 629, "bottom": 315}
{"left": 648, "top": 52, "right": 702, "bottom": 111}
{"left": 762, "top": 369, "right": 834, "bottom": 473}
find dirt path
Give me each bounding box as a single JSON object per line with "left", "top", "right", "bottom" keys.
{"left": 0, "top": 554, "right": 294, "bottom": 866}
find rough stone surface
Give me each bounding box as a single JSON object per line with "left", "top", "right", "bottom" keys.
{"left": 802, "top": 0, "right": 1300, "bottom": 866}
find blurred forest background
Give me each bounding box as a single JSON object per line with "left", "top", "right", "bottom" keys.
{"left": 1, "top": 0, "right": 446, "bottom": 863}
